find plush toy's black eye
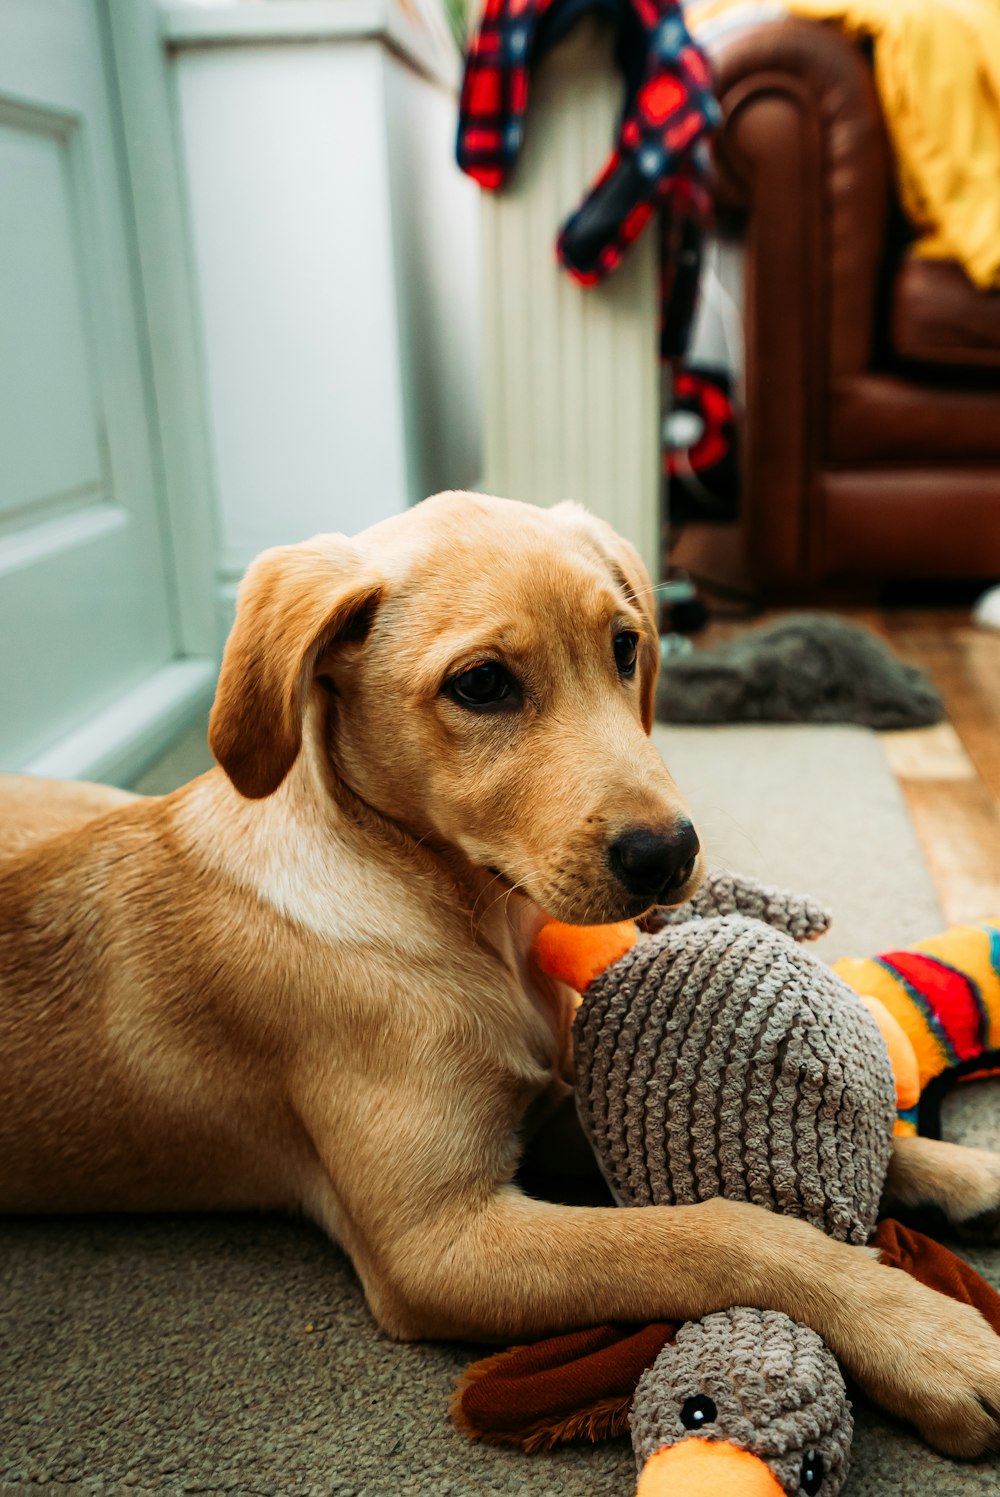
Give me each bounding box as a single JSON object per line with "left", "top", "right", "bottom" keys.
{"left": 680, "top": 1394, "right": 717, "bottom": 1430}
{"left": 800, "top": 1450, "right": 824, "bottom": 1494}
{"left": 448, "top": 663, "right": 519, "bottom": 710}
{"left": 613, "top": 631, "right": 639, "bottom": 678}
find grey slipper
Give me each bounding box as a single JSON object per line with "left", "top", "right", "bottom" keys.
{"left": 656, "top": 614, "right": 943, "bottom": 729}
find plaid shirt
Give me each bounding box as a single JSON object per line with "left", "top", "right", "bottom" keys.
{"left": 457, "top": 0, "right": 719, "bottom": 357}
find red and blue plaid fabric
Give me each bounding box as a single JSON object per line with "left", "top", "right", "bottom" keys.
{"left": 457, "top": 0, "right": 720, "bottom": 356}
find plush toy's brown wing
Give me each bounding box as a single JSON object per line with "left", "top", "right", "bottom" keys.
{"left": 451, "top": 1321, "right": 679, "bottom": 1451}
{"left": 874, "top": 1218, "right": 1000, "bottom": 1333}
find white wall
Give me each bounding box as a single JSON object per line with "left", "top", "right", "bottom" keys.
{"left": 165, "top": 4, "right": 481, "bottom": 629}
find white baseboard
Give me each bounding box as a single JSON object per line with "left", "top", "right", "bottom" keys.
{"left": 23, "top": 658, "right": 217, "bottom": 788}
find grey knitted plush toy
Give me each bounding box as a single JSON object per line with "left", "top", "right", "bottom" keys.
{"left": 630, "top": 1308, "right": 850, "bottom": 1497}
{"left": 534, "top": 868, "right": 898, "bottom": 1497}
{"left": 574, "top": 890, "right": 896, "bottom": 1240}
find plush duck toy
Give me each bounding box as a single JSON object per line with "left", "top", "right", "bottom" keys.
{"left": 629, "top": 1307, "right": 848, "bottom": 1497}
{"left": 452, "top": 870, "right": 1000, "bottom": 1497}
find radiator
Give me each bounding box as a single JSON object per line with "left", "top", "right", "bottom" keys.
{"left": 480, "top": 17, "right": 663, "bottom": 580}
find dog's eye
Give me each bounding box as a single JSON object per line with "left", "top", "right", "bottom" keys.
{"left": 448, "top": 663, "right": 519, "bottom": 710}
{"left": 613, "top": 631, "right": 639, "bottom": 678}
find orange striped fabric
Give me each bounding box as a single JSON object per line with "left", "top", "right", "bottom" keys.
{"left": 834, "top": 920, "right": 1000, "bottom": 1134}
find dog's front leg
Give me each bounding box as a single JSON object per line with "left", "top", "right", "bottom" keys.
{"left": 295, "top": 1057, "right": 1000, "bottom": 1460}
{"left": 364, "top": 1187, "right": 1000, "bottom": 1458}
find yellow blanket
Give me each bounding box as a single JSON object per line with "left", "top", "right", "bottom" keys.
{"left": 788, "top": 0, "right": 1000, "bottom": 287}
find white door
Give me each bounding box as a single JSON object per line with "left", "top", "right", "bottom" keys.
{"left": 0, "top": 0, "right": 202, "bottom": 777}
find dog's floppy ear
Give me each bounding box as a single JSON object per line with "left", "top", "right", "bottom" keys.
{"left": 550, "top": 502, "right": 660, "bottom": 732}
{"left": 209, "top": 534, "right": 383, "bottom": 799}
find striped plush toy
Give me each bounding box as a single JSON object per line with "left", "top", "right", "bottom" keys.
{"left": 834, "top": 922, "right": 1000, "bottom": 1139}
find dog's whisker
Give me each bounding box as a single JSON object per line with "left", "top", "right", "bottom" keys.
{"left": 468, "top": 868, "right": 511, "bottom": 939}
{"left": 471, "top": 878, "right": 527, "bottom": 941}
{"left": 470, "top": 867, "right": 550, "bottom": 942}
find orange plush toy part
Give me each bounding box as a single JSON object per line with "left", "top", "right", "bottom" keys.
{"left": 534, "top": 919, "right": 638, "bottom": 997}
{"left": 835, "top": 920, "right": 1000, "bottom": 1137}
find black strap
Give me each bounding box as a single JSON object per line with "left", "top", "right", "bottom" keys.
{"left": 917, "top": 1048, "right": 1000, "bottom": 1140}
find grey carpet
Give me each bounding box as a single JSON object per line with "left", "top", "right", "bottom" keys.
{"left": 658, "top": 724, "right": 945, "bottom": 963}
{"left": 1, "top": 725, "right": 997, "bottom": 1495}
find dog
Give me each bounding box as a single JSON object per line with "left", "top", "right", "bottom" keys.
{"left": 2, "top": 491, "right": 1000, "bottom": 1458}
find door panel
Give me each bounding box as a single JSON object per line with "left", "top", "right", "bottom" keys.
{"left": 1, "top": 100, "right": 106, "bottom": 523}
{"left": 0, "top": 0, "right": 178, "bottom": 768}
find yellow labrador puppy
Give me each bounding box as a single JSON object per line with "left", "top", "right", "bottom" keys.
{"left": 2, "top": 492, "right": 999, "bottom": 1458}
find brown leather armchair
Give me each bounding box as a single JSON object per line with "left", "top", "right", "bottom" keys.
{"left": 708, "top": 18, "right": 1000, "bottom": 586}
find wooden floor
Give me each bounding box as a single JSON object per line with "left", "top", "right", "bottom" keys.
{"left": 699, "top": 608, "right": 1000, "bottom": 927}
{"left": 877, "top": 612, "right": 1000, "bottom": 926}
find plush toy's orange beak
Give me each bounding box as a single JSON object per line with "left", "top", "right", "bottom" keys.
{"left": 636, "top": 1438, "right": 785, "bottom": 1497}
{"left": 534, "top": 918, "right": 639, "bottom": 993}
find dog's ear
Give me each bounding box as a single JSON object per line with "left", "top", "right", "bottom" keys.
{"left": 550, "top": 502, "right": 660, "bottom": 732}
{"left": 209, "top": 535, "right": 383, "bottom": 799}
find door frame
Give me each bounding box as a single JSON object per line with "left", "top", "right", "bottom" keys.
{"left": 24, "top": 0, "right": 220, "bottom": 785}
{"left": 104, "top": 0, "right": 218, "bottom": 660}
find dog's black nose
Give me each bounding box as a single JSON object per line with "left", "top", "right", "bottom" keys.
{"left": 608, "top": 822, "right": 700, "bottom": 901}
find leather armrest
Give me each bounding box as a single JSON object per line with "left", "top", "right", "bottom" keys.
{"left": 705, "top": 19, "right": 890, "bottom": 581}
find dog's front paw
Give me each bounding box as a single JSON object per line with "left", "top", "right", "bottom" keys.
{"left": 949, "top": 1148, "right": 1000, "bottom": 1243}
{"left": 885, "top": 1138, "right": 1000, "bottom": 1243}
{"left": 852, "top": 1269, "right": 1000, "bottom": 1457}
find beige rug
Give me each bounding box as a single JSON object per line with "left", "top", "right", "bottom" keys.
{"left": 1, "top": 725, "right": 997, "bottom": 1495}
